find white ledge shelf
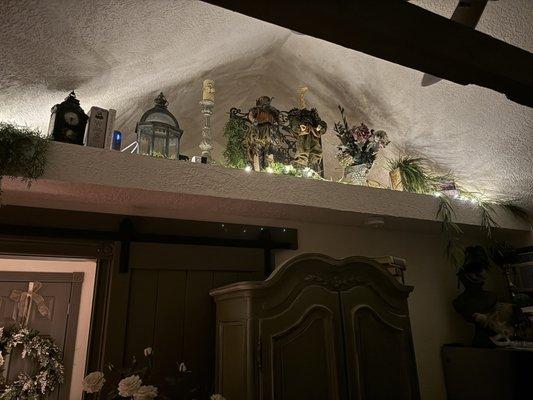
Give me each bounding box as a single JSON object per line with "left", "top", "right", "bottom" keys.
{"left": 3, "top": 142, "right": 530, "bottom": 233}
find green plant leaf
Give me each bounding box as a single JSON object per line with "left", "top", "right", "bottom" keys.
{"left": 0, "top": 122, "right": 49, "bottom": 200}
{"left": 222, "top": 116, "right": 248, "bottom": 169}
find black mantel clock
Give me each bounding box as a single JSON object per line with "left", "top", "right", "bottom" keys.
{"left": 48, "top": 91, "right": 88, "bottom": 144}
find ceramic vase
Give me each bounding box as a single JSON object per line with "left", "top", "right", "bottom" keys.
{"left": 389, "top": 168, "right": 403, "bottom": 190}
{"left": 344, "top": 163, "right": 370, "bottom": 186}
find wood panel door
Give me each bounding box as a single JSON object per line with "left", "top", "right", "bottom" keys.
{"left": 123, "top": 243, "right": 264, "bottom": 398}
{"left": 0, "top": 271, "right": 83, "bottom": 400}
{"left": 259, "top": 285, "right": 347, "bottom": 400}
{"left": 341, "top": 286, "right": 420, "bottom": 400}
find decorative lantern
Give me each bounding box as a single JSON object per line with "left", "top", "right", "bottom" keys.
{"left": 136, "top": 92, "right": 183, "bottom": 159}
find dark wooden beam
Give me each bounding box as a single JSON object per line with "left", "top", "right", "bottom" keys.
{"left": 202, "top": 0, "right": 533, "bottom": 107}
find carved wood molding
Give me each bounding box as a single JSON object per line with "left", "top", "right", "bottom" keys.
{"left": 303, "top": 272, "right": 404, "bottom": 312}
{"left": 304, "top": 273, "right": 371, "bottom": 291}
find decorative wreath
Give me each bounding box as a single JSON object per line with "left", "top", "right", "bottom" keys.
{"left": 0, "top": 325, "right": 64, "bottom": 400}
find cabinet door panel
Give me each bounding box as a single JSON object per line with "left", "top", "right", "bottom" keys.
{"left": 260, "top": 286, "right": 346, "bottom": 400}
{"left": 341, "top": 287, "right": 419, "bottom": 400}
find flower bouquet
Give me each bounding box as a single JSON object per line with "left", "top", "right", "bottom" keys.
{"left": 334, "top": 106, "right": 389, "bottom": 185}
{"left": 82, "top": 347, "right": 226, "bottom": 400}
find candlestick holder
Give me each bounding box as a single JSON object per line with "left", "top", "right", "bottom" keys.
{"left": 199, "top": 99, "right": 214, "bottom": 161}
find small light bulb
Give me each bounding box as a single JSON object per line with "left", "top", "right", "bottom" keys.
{"left": 244, "top": 166, "right": 252, "bottom": 172}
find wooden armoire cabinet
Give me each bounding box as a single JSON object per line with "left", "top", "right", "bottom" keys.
{"left": 210, "top": 254, "right": 420, "bottom": 400}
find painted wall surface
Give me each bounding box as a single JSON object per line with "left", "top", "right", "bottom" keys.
{"left": 0, "top": 257, "right": 97, "bottom": 400}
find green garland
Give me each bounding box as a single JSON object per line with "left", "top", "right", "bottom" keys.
{"left": 0, "top": 123, "right": 49, "bottom": 197}
{"left": 266, "top": 162, "right": 322, "bottom": 179}
{"left": 0, "top": 325, "right": 64, "bottom": 400}
{"left": 222, "top": 116, "right": 248, "bottom": 169}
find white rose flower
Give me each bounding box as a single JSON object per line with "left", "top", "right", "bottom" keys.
{"left": 118, "top": 375, "right": 142, "bottom": 397}
{"left": 143, "top": 347, "right": 153, "bottom": 357}
{"left": 133, "top": 385, "right": 158, "bottom": 400}
{"left": 82, "top": 371, "right": 105, "bottom": 393}
{"left": 178, "top": 362, "right": 187, "bottom": 373}
{"left": 211, "top": 394, "right": 226, "bottom": 400}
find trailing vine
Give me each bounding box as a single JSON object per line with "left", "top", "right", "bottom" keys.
{"left": 0, "top": 122, "right": 49, "bottom": 199}
{"left": 389, "top": 156, "right": 530, "bottom": 268}
{"left": 222, "top": 116, "right": 248, "bottom": 169}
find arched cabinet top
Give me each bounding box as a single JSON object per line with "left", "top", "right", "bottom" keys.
{"left": 210, "top": 253, "right": 413, "bottom": 302}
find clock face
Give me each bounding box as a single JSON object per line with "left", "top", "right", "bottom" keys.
{"left": 64, "top": 111, "right": 79, "bottom": 126}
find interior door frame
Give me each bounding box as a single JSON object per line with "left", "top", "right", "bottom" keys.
{"left": 0, "top": 235, "right": 121, "bottom": 375}
{"left": 0, "top": 270, "right": 84, "bottom": 399}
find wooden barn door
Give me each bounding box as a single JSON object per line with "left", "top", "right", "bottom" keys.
{"left": 122, "top": 243, "right": 264, "bottom": 398}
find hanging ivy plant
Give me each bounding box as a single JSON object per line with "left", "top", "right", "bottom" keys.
{"left": 388, "top": 155, "right": 530, "bottom": 268}
{"left": 222, "top": 116, "right": 248, "bottom": 169}
{"left": 0, "top": 122, "right": 49, "bottom": 197}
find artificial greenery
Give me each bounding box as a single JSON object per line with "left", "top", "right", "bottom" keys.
{"left": 266, "top": 162, "right": 322, "bottom": 179}
{"left": 222, "top": 116, "right": 248, "bottom": 169}
{"left": 388, "top": 156, "right": 447, "bottom": 193}
{"left": 0, "top": 325, "right": 65, "bottom": 399}
{"left": 388, "top": 155, "right": 530, "bottom": 268}
{"left": 0, "top": 122, "right": 49, "bottom": 196}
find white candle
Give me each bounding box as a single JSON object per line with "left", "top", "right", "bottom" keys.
{"left": 202, "top": 79, "right": 215, "bottom": 102}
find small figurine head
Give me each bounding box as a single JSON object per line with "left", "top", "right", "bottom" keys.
{"left": 256, "top": 96, "right": 272, "bottom": 107}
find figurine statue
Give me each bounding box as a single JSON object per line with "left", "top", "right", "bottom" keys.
{"left": 285, "top": 107, "right": 326, "bottom": 171}
{"left": 453, "top": 246, "right": 528, "bottom": 347}
{"left": 246, "top": 96, "right": 281, "bottom": 171}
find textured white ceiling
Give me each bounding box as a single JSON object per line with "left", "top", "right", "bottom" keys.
{"left": 1, "top": 0, "right": 532, "bottom": 207}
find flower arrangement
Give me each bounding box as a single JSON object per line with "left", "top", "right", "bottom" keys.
{"left": 0, "top": 325, "right": 64, "bottom": 400}
{"left": 334, "top": 106, "right": 389, "bottom": 168}
{"left": 83, "top": 346, "right": 226, "bottom": 400}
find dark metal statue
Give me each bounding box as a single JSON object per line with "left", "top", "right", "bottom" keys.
{"left": 453, "top": 246, "right": 529, "bottom": 347}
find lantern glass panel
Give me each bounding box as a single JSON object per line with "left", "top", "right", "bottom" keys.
{"left": 139, "top": 126, "right": 152, "bottom": 155}
{"left": 153, "top": 126, "right": 167, "bottom": 157}
{"left": 168, "top": 135, "right": 179, "bottom": 159}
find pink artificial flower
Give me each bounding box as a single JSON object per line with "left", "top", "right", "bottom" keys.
{"left": 350, "top": 123, "right": 372, "bottom": 143}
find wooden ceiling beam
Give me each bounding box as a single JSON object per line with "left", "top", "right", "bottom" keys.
{"left": 201, "top": 0, "right": 533, "bottom": 107}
